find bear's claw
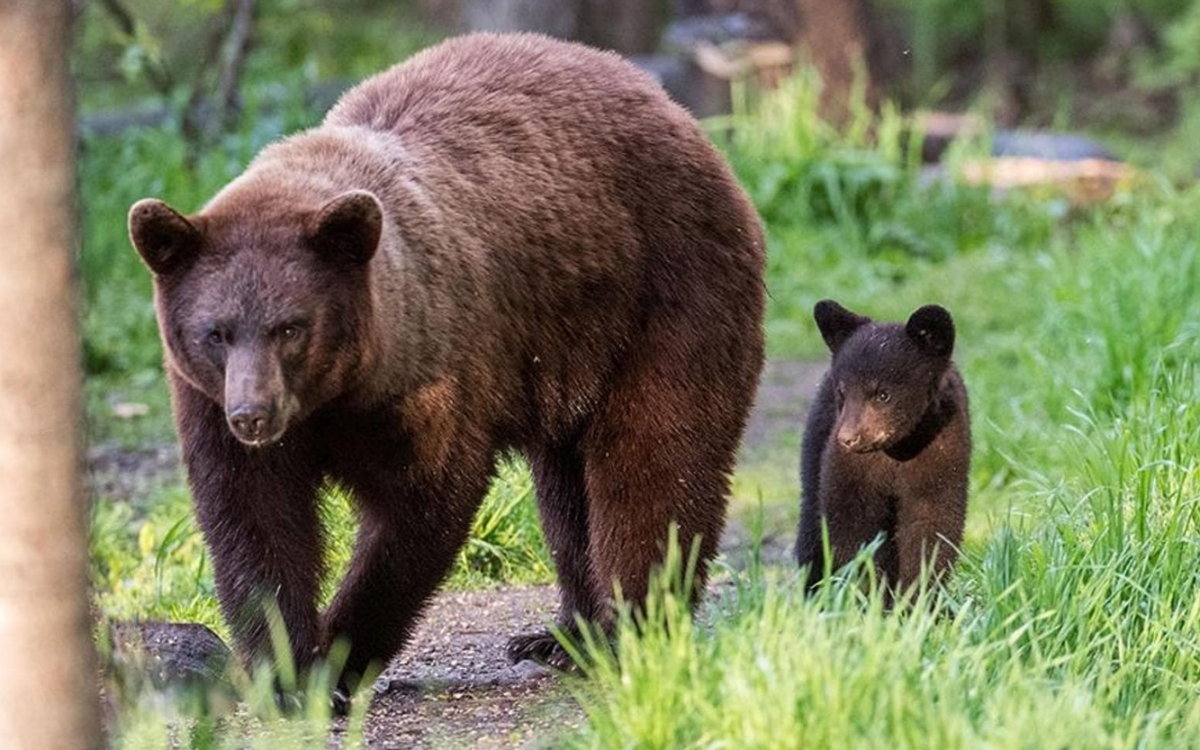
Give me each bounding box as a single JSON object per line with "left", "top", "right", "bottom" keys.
{"left": 505, "top": 630, "right": 579, "bottom": 672}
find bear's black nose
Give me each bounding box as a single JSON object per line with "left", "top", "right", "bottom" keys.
{"left": 228, "top": 404, "right": 273, "bottom": 443}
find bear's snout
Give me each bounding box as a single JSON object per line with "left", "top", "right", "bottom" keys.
{"left": 836, "top": 400, "right": 893, "bottom": 453}
{"left": 837, "top": 429, "right": 876, "bottom": 452}
{"left": 227, "top": 402, "right": 281, "bottom": 446}
{"left": 836, "top": 430, "right": 862, "bottom": 451}
{"left": 836, "top": 425, "right": 889, "bottom": 453}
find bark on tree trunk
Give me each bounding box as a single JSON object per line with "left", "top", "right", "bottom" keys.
{"left": 580, "top": 0, "right": 662, "bottom": 54}
{"left": 182, "top": 0, "right": 259, "bottom": 154}
{"left": 0, "top": 2, "right": 100, "bottom": 748}
{"left": 457, "top": 0, "right": 666, "bottom": 54}
{"left": 460, "top": 0, "right": 583, "bottom": 41}
{"left": 796, "top": 0, "right": 878, "bottom": 125}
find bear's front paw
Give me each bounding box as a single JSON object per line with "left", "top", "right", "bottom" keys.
{"left": 331, "top": 685, "right": 352, "bottom": 717}
{"left": 505, "top": 630, "right": 580, "bottom": 672}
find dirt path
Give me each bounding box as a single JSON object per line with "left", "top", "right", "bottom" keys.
{"left": 93, "top": 359, "right": 825, "bottom": 747}
{"left": 346, "top": 359, "right": 824, "bottom": 747}
{"left": 741, "top": 358, "right": 825, "bottom": 455}
{"left": 353, "top": 587, "right": 576, "bottom": 749}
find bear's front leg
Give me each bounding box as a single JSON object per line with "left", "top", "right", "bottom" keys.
{"left": 893, "top": 488, "right": 966, "bottom": 599}
{"left": 171, "top": 375, "right": 326, "bottom": 677}
{"left": 814, "top": 454, "right": 896, "bottom": 584}
{"left": 322, "top": 431, "right": 495, "bottom": 698}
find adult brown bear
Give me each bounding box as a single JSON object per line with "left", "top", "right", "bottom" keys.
{"left": 128, "top": 33, "right": 765, "bottom": 702}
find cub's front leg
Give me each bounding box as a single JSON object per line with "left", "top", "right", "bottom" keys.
{"left": 893, "top": 487, "right": 967, "bottom": 598}
{"left": 171, "top": 374, "right": 326, "bottom": 675}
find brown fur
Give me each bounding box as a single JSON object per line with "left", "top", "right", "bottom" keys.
{"left": 128, "top": 33, "right": 765, "bottom": 695}
{"left": 796, "top": 300, "right": 970, "bottom": 599}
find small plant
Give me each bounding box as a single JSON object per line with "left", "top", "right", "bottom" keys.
{"left": 452, "top": 459, "right": 554, "bottom": 587}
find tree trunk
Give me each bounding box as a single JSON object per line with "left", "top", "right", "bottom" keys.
{"left": 460, "top": 0, "right": 583, "bottom": 41}
{"left": 458, "top": 0, "right": 666, "bottom": 54}
{"left": 795, "top": 0, "right": 877, "bottom": 124}
{"left": 580, "top": 0, "right": 663, "bottom": 54}
{"left": 0, "top": 2, "right": 100, "bottom": 748}
{"left": 182, "top": 0, "right": 259, "bottom": 155}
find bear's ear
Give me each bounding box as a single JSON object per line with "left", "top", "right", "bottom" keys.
{"left": 128, "top": 199, "right": 202, "bottom": 276}
{"left": 306, "top": 190, "right": 383, "bottom": 267}
{"left": 813, "top": 299, "right": 870, "bottom": 353}
{"left": 906, "top": 304, "right": 955, "bottom": 357}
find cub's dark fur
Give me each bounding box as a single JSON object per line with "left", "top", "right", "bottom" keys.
{"left": 796, "top": 300, "right": 970, "bottom": 597}
{"left": 127, "top": 32, "right": 765, "bottom": 701}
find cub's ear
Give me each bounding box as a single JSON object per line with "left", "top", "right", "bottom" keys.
{"left": 813, "top": 299, "right": 870, "bottom": 353}
{"left": 306, "top": 190, "right": 383, "bottom": 266}
{"left": 128, "top": 199, "right": 202, "bottom": 276}
{"left": 906, "top": 304, "right": 955, "bottom": 357}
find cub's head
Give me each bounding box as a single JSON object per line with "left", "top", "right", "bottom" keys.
{"left": 128, "top": 189, "right": 384, "bottom": 447}
{"left": 814, "top": 299, "right": 955, "bottom": 453}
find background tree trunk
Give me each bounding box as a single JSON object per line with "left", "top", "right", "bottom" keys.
{"left": 182, "top": 0, "right": 260, "bottom": 155}
{"left": 460, "top": 0, "right": 583, "bottom": 41}
{"left": 0, "top": 2, "right": 100, "bottom": 748}
{"left": 580, "top": 0, "right": 662, "bottom": 55}
{"left": 795, "top": 0, "right": 878, "bottom": 124}
{"left": 455, "top": 0, "right": 667, "bottom": 54}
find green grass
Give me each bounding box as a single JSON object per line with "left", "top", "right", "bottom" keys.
{"left": 567, "top": 371, "right": 1200, "bottom": 748}
{"left": 91, "top": 458, "right": 554, "bottom": 643}
{"left": 560, "top": 77, "right": 1200, "bottom": 749}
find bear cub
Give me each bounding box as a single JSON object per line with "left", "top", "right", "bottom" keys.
{"left": 796, "top": 299, "right": 970, "bottom": 598}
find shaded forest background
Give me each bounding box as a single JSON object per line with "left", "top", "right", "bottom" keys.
{"left": 73, "top": 0, "right": 1200, "bottom": 173}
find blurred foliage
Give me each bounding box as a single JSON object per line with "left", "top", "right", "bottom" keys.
{"left": 877, "top": 0, "right": 1194, "bottom": 91}
{"left": 1153, "top": 0, "right": 1200, "bottom": 85}
{"left": 72, "top": 0, "right": 1200, "bottom": 159}
{"left": 74, "top": 0, "right": 437, "bottom": 112}
{"left": 710, "top": 70, "right": 1056, "bottom": 269}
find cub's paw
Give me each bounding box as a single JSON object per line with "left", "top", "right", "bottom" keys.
{"left": 505, "top": 629, "right": 580, "bottom": 672}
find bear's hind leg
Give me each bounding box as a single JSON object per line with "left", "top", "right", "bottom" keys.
{"left": 797, "top": 378, "right": 837, "bottom": 588}
{"left": 507, "top": 442, "right": 598, "bottom": 669}
{"left": 579, "top": 353, "right": 752, "bottom": 635}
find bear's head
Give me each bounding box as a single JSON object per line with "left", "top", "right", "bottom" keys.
{"left": 128, "top": 189, "right": 384, "bottom": 447}
{"left": 814, "top": 299, "right": 955, "bottom": 454}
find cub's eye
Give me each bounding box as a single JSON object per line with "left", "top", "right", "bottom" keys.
{"left": 876, "top": 390, "right": 891, "bottom": 403}
{"left": 281, "top": 325, "right": 300, "bottom": 340}
{"left": 205, "top": 329, "right": 227, "bottom": 347}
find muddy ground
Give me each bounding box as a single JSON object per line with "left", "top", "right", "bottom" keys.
{"left": 92, "top": 359, "right": 824, "bottom": 748}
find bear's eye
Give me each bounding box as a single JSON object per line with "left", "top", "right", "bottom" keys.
{"left": 279, "top": 322, "right": 306, "bottom": 341}
{"left": 876, "top": 390, "right": 891, "bottom": 403}
{"left": 205, "top": 328, "right": 227, "bottom": 347}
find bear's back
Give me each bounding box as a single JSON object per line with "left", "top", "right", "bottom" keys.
{"left": 326, "top": 33, "right": 680, "bottom": 148}
{"left": 318, "top": 33, "right": 764, "bottom": 378}
{"left": 321, "top": 34, "right": 753, "bottom": 247}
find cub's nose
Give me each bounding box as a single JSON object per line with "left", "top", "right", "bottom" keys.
{"left": 228, "top": 403, "right": 275, "bottom": 445}
{"left": 837, "top": 429, "right": 861, "bottom": 450}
